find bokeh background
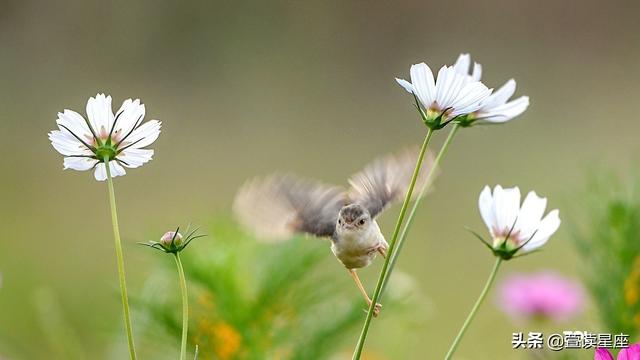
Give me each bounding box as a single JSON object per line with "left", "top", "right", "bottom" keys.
{"left": 0, "top": 0, "right": 638, "bottom": 358}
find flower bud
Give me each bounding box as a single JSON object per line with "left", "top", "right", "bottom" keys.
{"left": 160, "top": 231, "right": 183, "bottom": 249}
{"left": 140, "top": 226, "right": 203, "bottom": 254}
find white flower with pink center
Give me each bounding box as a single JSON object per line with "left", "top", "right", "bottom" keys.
{"left": 395, "top": 61, "right": 492, "bottom": 124}
{"left": 453, "top": 53, "right": 530, "bottom": 123}
{"left": 48, "top": 93, "right": 161, "bottom": 181}
{"left": 478, "top": 185, "right": 560, "bottom": 258}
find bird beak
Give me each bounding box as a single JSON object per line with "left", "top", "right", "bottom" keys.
{"left": 342, "top": 223, "right": 355, "bottom": 230}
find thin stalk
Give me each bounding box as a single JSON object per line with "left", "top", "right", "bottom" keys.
{"left": 445, "top": 257, "right": 502, "bottom": 360}
{"left": 104, "top": 157, "right": 137, "bottom": 360}
{"left": 351, "top": 128, "right": 434, "bottom": 360}
{"left": 174, "top": 253, "right": 189, "bottom": 360}
{"left": 381, "top": 124, "right": 460, "bottom": 295}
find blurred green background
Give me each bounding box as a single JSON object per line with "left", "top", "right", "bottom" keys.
{"left": 0, "top": 0, "right": 639, "bottom": 358}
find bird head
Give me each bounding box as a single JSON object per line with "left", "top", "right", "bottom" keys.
{"left": 337, "top": 204, "right": 371, "bottom": 233}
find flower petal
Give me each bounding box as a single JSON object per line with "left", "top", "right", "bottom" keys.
{"left": 63, "top": 157, "right": 98, "bottom": 171}
{"left": 111, "top": 161, "right": 126, "bottom": 177}
{"left": 113, "top": 99, "right": 145, "bottom": 141}
{"left": 450, "top": 82, "right": 492, "bottom": 116}
{"left": 594, "top": 348, "right": 614, "bottom": 360}
{"left": 515, "top": 191, "right": 547, "bottom": 239}
{"left": 48, "top": 130, "right": 92, "bottom": 156}
{"left": 480, "top": 79, "right": 517, "bottom": 110}
{"left": 123, "top": 120, "right": 161, "bottom": 149}
{"left": 93, "top": 161, "right": 127, "bottom": 181}
{"left": 618, "top": 344, "right": 640, "bottom": 360}
{"left": 494, "top": 185, "right": 521, "bottom": 233}
{"left": 522, "top": 209, "right": 560, "bottom": 252}
{"left": 453, "top": 53, "right": 470, "bottom": 75}
{"left": 481, "top": 96, "right": 530, "bottom": 123}
{"left": 395, "top": 78, "right": 414, "bottom": 94}
{"left": 478, "top": 186, "right": 496, "bottom": 234}
{"left": 56, "top": 109, "right": 92, "bottom": 141}
{"left": 86, "top": 93, "right": 114, "bottom": 137}
{"left": 94, "top": 163, "right": 107, "bottom": 181}
{"left": 435, "top": 66, "right": 464, "bottom": 110}
{"left": 471, "top": 62, "right": 482, "bottom": 81}
{"left": 409, "top": 63, "right": 436, "bottom": 108}
{"left": 118, "top": 148, "right": 154, "bottom": 168}
{"left": 452, "top": 53, "right": 483, "bottom": 83}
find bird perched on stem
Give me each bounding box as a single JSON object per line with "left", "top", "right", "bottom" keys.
{"left": 233, "top": 148, "right": 435, "bottom": 316}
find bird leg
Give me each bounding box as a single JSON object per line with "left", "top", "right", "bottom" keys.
{"left": 349, "top": 269, "right": 382, "bottom": 317}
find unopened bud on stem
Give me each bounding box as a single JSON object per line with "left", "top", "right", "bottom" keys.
{"left": 160, "top": 231, "right": 184, "bottom": 249}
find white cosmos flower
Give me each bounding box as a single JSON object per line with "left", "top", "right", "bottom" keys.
{"left": 478, "top": 185, "right": 560, "bottom": 257}
{"left": 395, "top": 61, "right": 492, "bottom": 122}
{"left": 48, "top": 93, "right": 161, "bottom": 181}
{"left": 453, "top": 53, "right": 529, "bottom": 123}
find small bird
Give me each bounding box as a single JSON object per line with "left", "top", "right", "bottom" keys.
{"left": 233, "top": 148, "right": 435, "bottom": 316}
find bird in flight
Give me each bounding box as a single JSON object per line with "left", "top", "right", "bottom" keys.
{"left": 233, "top": 148, "right": 435, "bottom": 316}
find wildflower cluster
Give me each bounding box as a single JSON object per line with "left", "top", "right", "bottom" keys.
{"left": 46, "top": 52, "right": 573, "bottom": 360}
{"left": 49, "top": 94, "right": 199, "bottom": 360}
{"left": 351, "top": 53, "right": 558, "bottom": 360}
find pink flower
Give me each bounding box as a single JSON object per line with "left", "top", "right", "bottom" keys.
{"left": 497, "top": 271, "right": 584, "bottom": 322}
{"left": 595, "top": 344, "right": 640, "bottom": 359}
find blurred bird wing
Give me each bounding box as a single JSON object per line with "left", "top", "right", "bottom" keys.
{"left": 233, "top": 175, "right": 347, "bottom": 242}
{"left": 347, "top": 148, "right": 436, "bottom": 219}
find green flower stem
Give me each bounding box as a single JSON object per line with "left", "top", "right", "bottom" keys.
{"left": 380, "top": 123, "right": 460, "bottom": 295}
{"left": 104, "top": 157, "right": 137, "bottom": 360}
{"left": 174, "top": 253, "right": 189, "bottom": 360}
{"left": 351, "top": 128, "right": 434, "bottom": 360}
{"left": 445, "top": 257, "right": 502, "bottom": 360}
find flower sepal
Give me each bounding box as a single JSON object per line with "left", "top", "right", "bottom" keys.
{"left": 453, "top": 115, "right": 510, "bottom": 128}
{"left": 95, "top": 142, "right": 118, "bottom": 162}
{"left": 140, "top": 226, "right": 205, "bottom": 254}
{"left": 452, "top": 114, "right": 476, "bottom": 128}
{"left": 490, "top": 239, "right": 524, "bottom": 261}
{"left": 466, "top": 226, "right": 537, "bottom": 261}
{"left": 413, "top": 94, "right": 456, "bottom": 131}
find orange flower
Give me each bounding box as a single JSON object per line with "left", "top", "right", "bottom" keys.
{"left": 212, "top": 321, "right": 242, "bottom": 360}
{"left": 624, "top": 257, "right": 640, "bottom": 306}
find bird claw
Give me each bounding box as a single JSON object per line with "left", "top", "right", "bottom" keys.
{"left": 377, "top": 246, "right": 387, "bottom": 258}
{"left": 373, "top": 302, "right": 382, "bottom": 317}
{"left": 364, "top": 302, "right": 383, "bottom": 317}
{"left": 366, "top": 244, "right": 387, "bottom": 258}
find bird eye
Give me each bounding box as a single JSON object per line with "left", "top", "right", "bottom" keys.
{"left": 359, "top": 219, "right": 366, "bottom": 225}
{"left": 338, "top": 219, "right": 343, "bottom": 225}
